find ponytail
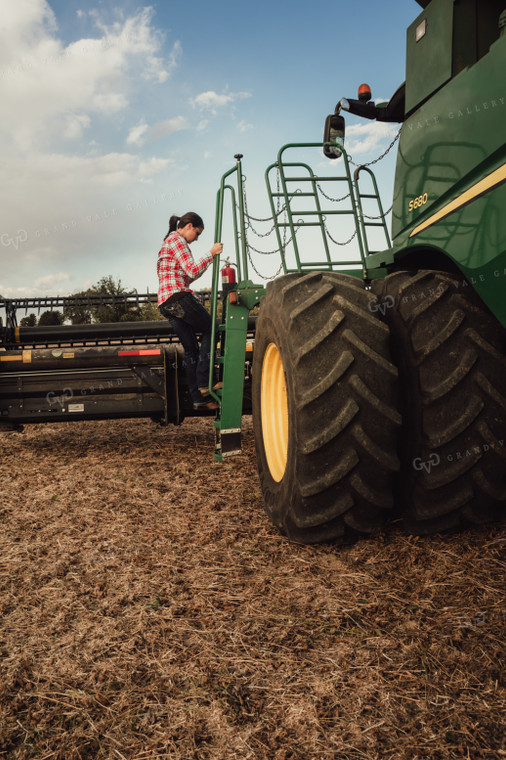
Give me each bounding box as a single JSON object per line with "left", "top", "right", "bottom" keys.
{"left": 164, "top": 211, "right": 204, "bottom": 240}
{"left": 164, "top": 215, "right": 179, "bottom": 239}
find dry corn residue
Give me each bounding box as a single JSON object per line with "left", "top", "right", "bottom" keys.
{"left": 0, "top": 417, "right": 505, "bottom": 760}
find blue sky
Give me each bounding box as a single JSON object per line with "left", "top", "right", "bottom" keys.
{"left": 0, "top": 0, "right": 421, "bottom": 300}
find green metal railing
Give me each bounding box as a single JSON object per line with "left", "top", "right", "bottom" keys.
{"left": 208, "top": 155, "right": 247, "bottom": 403}
{"left": 353, "top": 165, "right": 392, "bottom": 252}
{"left": 209, "top": 144, "right": 392, "bottom": 338}
{"left": 207, "top": 144, "right": 391, "bottom": 458}
{"left": 265, "top": 142, "right": 373, "bottom": 276}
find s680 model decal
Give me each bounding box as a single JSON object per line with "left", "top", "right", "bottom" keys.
{"left": 408, "top": 192, "right": 428, "bottom": 212}
{"left": 409, "top": 163, "right": 506, "bottom": 238}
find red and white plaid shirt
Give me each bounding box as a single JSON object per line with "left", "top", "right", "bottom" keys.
{"left": 157, "top": 231, "right": 213, "bottom": 305}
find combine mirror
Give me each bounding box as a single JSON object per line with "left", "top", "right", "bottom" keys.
{"left": 323, "top": 113, "right": 345, "bottom": 159}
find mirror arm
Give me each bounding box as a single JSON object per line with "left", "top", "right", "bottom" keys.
{"left": 340, "top": 98, "right": 378, "bottom": 120}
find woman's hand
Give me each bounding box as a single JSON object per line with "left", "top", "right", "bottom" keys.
{"left": 210, "top": 242, "right": 223, "bottom": 257}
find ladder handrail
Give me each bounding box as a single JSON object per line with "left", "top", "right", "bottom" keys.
{"left": 353, "top": 164, "right": 392, "bottom": 251}
{"left": 265, "top": 143, "right": 369, "bottom": 274}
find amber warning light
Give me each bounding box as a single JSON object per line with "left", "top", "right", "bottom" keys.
{"left": 358, "top": 83, "right": 372, "bottom": 102}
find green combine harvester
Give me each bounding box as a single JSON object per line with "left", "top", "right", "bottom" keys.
{"left": 1, "top": 0, "right": 504, "bottom": 544}
{"left": 209, "top": 0, "right": 506, "bottom": 541}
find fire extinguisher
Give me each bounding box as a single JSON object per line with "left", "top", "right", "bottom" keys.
{"left": 221, "top": 259, "right": 236, "bottom": 297}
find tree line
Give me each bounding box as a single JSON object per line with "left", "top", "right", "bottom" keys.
{"left": 19, "top": 276, "right": 163, "bottom": 326}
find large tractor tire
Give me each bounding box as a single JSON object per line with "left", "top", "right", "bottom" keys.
{"left": 372, "top": 269, "right": 506, "bottom": 534}
{"left": 251, "top": 271, "right": 401, "bottom": 544}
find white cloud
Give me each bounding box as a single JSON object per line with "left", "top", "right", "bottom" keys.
{"left": 237, "top": 120, "right": 253, "bottom": 132}
{"left": 126, "top": 116, "right": 190, "bottom": 147}
{"left": 0, "top": 0, "right": 57, "bottom": 67}
{"left": 0, "top": 1, "right": 182, "bottom": 151}
{"left": 147, "top": 116, "right": 190, "bottom": 142}
{"left": 0, "top": 272, "right": 75, "bottom": 298}
{"left": 190, "top": 89, "right": 251, "bottom": 114}
{"left": 0, "top": 1, "right": 184, "bottom": 296}
{"left": 0, "top": 150, "right": 174, "bottom": 290}
{"left": 345, "top": 122, "right": 398, "bottom": 155}
{"left": 166, "top": 41, "right": 182, "bottom": 80}
{"left": 20, "top": 151, "right": 173, "bottom": 187}
{"left": 62, "top": 113, "right": 92, "bottom": 140}
{"left": 34, "top": 272, "right": 72, "bottom": 289}
{"left": 126, "top": 122, "right": 150, "bottom": 147}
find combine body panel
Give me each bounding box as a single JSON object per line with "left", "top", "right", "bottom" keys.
{"left": 385, "top": 0, "right": 506, "bottom": 325}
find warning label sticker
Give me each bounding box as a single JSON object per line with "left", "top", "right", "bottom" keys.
{"left": 68, "top": 403, "right": 85, "bottom": 413}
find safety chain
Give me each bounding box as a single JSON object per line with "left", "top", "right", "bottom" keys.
{"left": 325, "top": 228, "right": 357, "bottom": 246}
{"left": 348, "top": 129, "right": 401, "bottom": 168}
{"left": 240, "top": 171, "right": 287, "bottom": 254}
{"left": 236, "top": 171, "right": 284, "bottom": 276}
{"left": 362, "top": 203, "right": 393, "bottom": 220}
{"left": 235, "top": 128, "right": 400, "bottom": 278}
{"left": 247, "top": 241, "right": 283, "bottom": 255}
{"left": 241, "top": 175, "right": 298, "bottom": 238}
{"left": 247, "top": 247, "right": 284, "bottom": 281}
{"left": 244, "top": 217, "right": 276, "bottom": 238}
{"left": 316, "top": 185, "right": 351, "bottom": 203}
{"left": 247, "top": 227, "right": 300, "bottom": 256}
{"left": 241, "top": 176, "right": 275, "bottom": 237}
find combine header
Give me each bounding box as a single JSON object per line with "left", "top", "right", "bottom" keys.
{"left": 2, "top": 0, "right": 504, "bottom": 543}
{"left": 0, "top": 293, "right": 252, "bottom": 430}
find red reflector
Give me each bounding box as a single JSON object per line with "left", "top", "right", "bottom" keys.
{"left": 118, "top": 349, "right": 162, "bottom": 356}
{"left": 229, "top": 291, "right": 238, "bottom": 304}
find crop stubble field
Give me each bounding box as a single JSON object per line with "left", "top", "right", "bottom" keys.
{"left": 0, "top": 417, "right": 505, "bottom": 760}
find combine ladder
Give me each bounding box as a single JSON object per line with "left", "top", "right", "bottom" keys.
{"left": 265, "top": 143, "right": 391, "bottom": 276}
{"left": 208, "top": 146, "right": 391, "bottom": 460}
{"left": 208, "top": 155, "right": 265, "bottom": 461}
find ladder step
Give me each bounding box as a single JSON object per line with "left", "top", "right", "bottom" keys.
{"left": 270, "top": 192, "right": 317, "bottom": 197}
{"left": 284, "top": 176, "right": 349, "bottom": 182}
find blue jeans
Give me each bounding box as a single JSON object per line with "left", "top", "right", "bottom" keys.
{"left": 159, "top": 293, "right": 213, "bottom": 403}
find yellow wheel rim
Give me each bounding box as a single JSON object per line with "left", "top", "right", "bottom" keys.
{"left": 261, "top": 342, "right": 289, "bottom": 482}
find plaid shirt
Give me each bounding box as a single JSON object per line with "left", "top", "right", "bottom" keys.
{"left": 157, "top": 231, "right": 213, "bottom": 305}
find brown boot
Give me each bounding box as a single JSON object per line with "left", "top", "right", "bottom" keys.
{"left": 198, "top": 382, "right": 223, "bottom": 396}
{"left": 193, "top": 399, "right": 219, "bottom": 410}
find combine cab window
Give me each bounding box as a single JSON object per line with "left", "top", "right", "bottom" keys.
{"left": 405, "top": 0, "right": 504, "bottom": 116}
{"left": 453, "top": 0, "right": 504, "bottom": 74}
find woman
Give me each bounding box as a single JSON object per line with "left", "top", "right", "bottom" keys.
{"left": 157, "top": 212, "right": 223, "bottom": 410}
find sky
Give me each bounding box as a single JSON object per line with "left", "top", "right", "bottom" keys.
{"left": 0, "top": 0, "right": 422, "bottom": 301}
